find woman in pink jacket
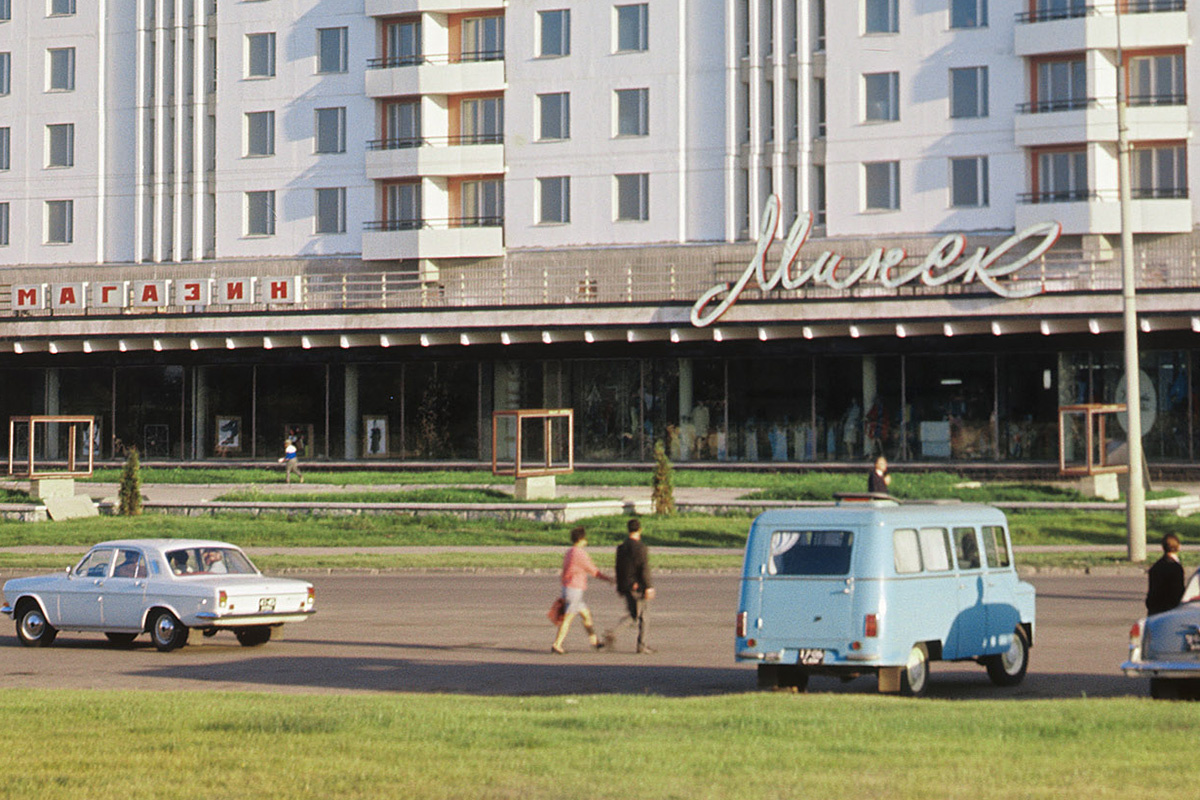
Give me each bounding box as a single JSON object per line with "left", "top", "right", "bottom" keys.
{"left": 551, "top": 526, "right": 614, "bottom": 654}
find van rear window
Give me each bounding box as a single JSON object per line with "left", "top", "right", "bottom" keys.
{"left": 769, "top": 530, "right": 854, "bottom": 576}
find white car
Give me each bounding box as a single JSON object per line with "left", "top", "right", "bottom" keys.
{"left": 1, "top": 539, "right": 315, "bottom": 651}
{"left": 1122, "top": 568, "right": 1200, "bottom": 699}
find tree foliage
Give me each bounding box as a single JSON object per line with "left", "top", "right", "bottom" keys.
{"left": 651, "top": 440, "right": 675, "bottom": 516}
{"left": 118, "top": 448, "right": 143, "bottom": 516}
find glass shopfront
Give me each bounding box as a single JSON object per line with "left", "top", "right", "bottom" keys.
{"left": 1, "top": 344, "right": 1193, "bottom": 465}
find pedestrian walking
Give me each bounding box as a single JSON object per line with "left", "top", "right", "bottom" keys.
{"left": 605, "top": 517, "right": 656, "bottom": 653}
{"left": 1146, "top": 533, "right": 1185, "bottom": 616}
{"left": 279, "top": 438, "right": 303, "bottom": 484}
{"left": 551, "top": 526, "right": 613, "bottom": 654}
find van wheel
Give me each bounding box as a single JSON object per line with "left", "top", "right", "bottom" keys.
{"left": 985, "top": 627, "right": 1030, "bottom": 687}
{"left": 1150, "top": 678, "right": 1180, "bottom": 700}
{"left": 756, "top": 664, "right": 809, "bottom": 692}
{"left": 899, "top": 644, "right": 929, "bottom": 697}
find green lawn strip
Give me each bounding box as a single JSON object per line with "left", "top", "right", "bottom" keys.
{"left": 0, "top": 691, "right": 1195, "bottom": 800}
{"left": 213, "top": 487, "right": 616, "bottom": 504}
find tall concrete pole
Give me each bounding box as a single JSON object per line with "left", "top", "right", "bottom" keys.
{"left": 1116, "top": 15, "right": 1146, "bottom": 562}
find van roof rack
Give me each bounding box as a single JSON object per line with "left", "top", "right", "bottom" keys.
{"left": 833, "top": 492, "right": 898, "bottom": 504}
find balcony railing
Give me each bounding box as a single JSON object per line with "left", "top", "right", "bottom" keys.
{"left": 364, "top": 216, "right": 504, "bottom": 232}
{"left": 1015, "top": 4, "right": 1096, "bottom": 23}
{"left": 1126, "top": 0, "right": 1185, "bottom": 11}
{"left": 1131, "top": 187, "right": 1189, "bottom": 199}
{"left": 366, "top": 133, "right": 503, "bottom": 150}
{"left": 1016, "top": 97, "right": 1100, "bottom": 113}
{"left": 1128, "top": 93, "right": 1187, "bottom": 107}
{"left": 1018, "top": 190, "right": 1103, "bottom": 204}
{"left": 367, "top": 50, "right": 504, "bottom": 69}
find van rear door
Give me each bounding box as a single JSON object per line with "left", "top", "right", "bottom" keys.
{"left": 756, "top": 528, "right": 857, "bottom": 654}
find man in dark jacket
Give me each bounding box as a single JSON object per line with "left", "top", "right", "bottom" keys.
{"left": 606, "top": 518, "right": 655, "bottom": 653}
{"left": 1146, "top": 533, "right": 1186, "bottom": 616}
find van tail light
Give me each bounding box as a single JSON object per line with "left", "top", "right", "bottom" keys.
{"left": 218, "top": 590, "right": 227, "bottom": 609}
{"left": 864, "top": 614, "right": 878, "bottom": 638}
{"left": 736, "top": 611, "right": 748, "bottom": 638}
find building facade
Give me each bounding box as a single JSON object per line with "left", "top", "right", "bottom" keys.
{"left": 0, "top": 1, "right": 1198, "bottom": 468}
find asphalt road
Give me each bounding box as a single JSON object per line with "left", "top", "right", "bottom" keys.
{"left": 0, "top": 572, "right": 1153, "bottom": 699}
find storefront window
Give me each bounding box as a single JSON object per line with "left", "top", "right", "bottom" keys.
{"left": 567, "top": 359, "right": 640, "bottom": 461}
{"left": 254, "top": 365, "right": 326, "bottom": 459}
{"left": 115, "top": 366, "right": 184, "bottom": 459}
{"left": 680, "top": 358, "right": 725, "bottom": 461}
{"left": 905, "top": 354, "right": 995, "bottom": 460}
{"left": 998, "top": 353, "right": 1058, "bottom": 460}
{"left": 404, "top": 361, "right": 478, "bottom": 459}
{"left": 727, "top": 357, "right": 814, "bottom": 461}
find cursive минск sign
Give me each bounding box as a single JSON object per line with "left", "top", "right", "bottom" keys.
{"left": 690, "top": 195, "right": 1063, "bottom": 328}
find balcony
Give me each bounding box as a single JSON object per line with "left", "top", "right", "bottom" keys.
{"left": 1014, "top": 190, "right": 1190, "bottom": 234}
{"left": 362, "top": 217, "right": 504, "bottom": 261}
{"left": 1014, "top": 95, "right": 1187, "bottom": 146}
{"left": 365, "top": 134, "right": 505, "bottom": 180}
{"left": 1014, "top": 6, "right": 1188, "bottom": 56}
{"left": 365, "top": 0, "right": 505, "bottom": 16}
{"left": 365, "top": 52, "right": 505, "bottom": 98}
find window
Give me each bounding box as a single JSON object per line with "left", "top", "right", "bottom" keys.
{"left": 460, "top": 97, "right": 503, "bottom": 144}
{"left": 385, "top": 182, "right": 422, "bottom": 228}
{"left": 461, "top": 179, "right": 503, "bottom": 224}
{"left": 538, "top": 92, "right": 570, "bottom": 140}
{"left": 245, "top": 111, "right": 275, "bottom": 157}
{"left": 1035, "top": 58, "right": 1085, "bottom": 111}
{"left": 315, "top": 187, "right": 346, "bottom": 234}
{"left": 539, "top": 10, "right": 570, "bottom": 57}
{"left": 954, "top": 527, "right": 981, "bottom": 570}
{"left": 1128, "top": 53, "right": 1185, "bottom": 106}
{"left": 919, "top": 528, "right": 953, "bottom": 572}
{"left": 615, "top": 4, "right": 649, "bottom": 52}
{"left": 462, "top": 16, "right": 503, "bottom": 61}
{"left": 1132, "top": 143, "right": 1187, "bottom": 199}
{"left": 950, "top": 0, "right": 987, "bottom": 28}
{"left": 246, "top": 190, "right": 276, "bottom": 236}
{"left": 385, "top": 19, "right": 422, "bottom": 66}
{"left": 615, "top": 88, "right": 649, "bottom": 136}
{"left": 48, "top": 47, "right": 75, "bottom": 91}
{"left": 865, "top": 0, "right": 898, "bottom": 33}
{"left": 385, "top": 99, "right": 421, "bottom": 147}
{"left": 864, "top": 72, "right": 899, "bottom": 121}
{"left": 317, "top": 27, "right": 348, "bottom": 74}
{"left": 981, "top": 526, "right": 1011, "bottom": 569}
{"left": 50, "top": 0, "right": 75, "bottom": 15}
{"left": 46, "top": 199, "right": 73, "bottom": 243}
{"left": 1037, "top": 149, "right": 1087, "bottom": 201}
{"left": 615, "top": 173, "right": 649, "bottom": 221}
{"left": 950, "top": 156, "right": 989, "bottom": 207}
{"left": 0, "top": 127, "right": 8, "bottom": 170}
{"left": 950, "top": 66, "right": 988, "bottom": 118}
{"left": 539, "top": 176, "right": 570, "bottom": 223}
{"left": 315, "top": 107, "right": 346, "bottom": 154}
{"left": 768, "top": 530, "right": 855, "bottom": 576}
{"left": 815, "top": 78, "right": 826, "bottom": 137}
{"left": 47, "top": 123, "right": 74, "bottom": 167}
{"left": 0, "top": 202, "right": 8, "bottom": 246}
{"left": 0, "top": 0, "right": 9, "bottom": 21}
{"left": 864, "top": 160, "right": 899, "bottom": 210}
{"left": 0, "top": 52, "right": 10, "bottom": 95}
{"left": 246, "top": 33, "right": 276, "bottom": 78}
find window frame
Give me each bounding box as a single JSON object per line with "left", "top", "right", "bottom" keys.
{"left": 1131, "top": 143, "right": 1187, "bottom": 199}
{"left": 949, "top": 0, "right": 987, "bottom": 29}
{"left": 950, "top": 155, "right": 990, "bottom": 208}
{"left": 864, "top": 71, "right": 900, "bottom": 122}
{"left": 0, "top": 52, "right": 11, "bottom": 95}
{"left": 538, "top": 92, "right": 570, "bottom": 141}
{"left": 245, "top": 190, "right": 276, "bottom": 236}
{"left": 864, "top": 160, "right": 900, "bottom": 211}
{"left": 314, "top": 187, "right": 347, "bottom": 234}
{"left": 46, "top": 123, "right": 75, "bottom": 168}
{"left": 49, "top": 0, "right": 76, "bottom": 16}
{"left": 615, "top": 172, "right": 650, "bottom": 222}
{"left": 0, "top": 201, "right": 9, "bottom": 246}
{"left": 45, "top": 199, "right": 74, "bottom": 244}
{"left": 865, "top": 0, "right": 899, "bottom": 34}
{"left": 615, "top": 3, "right": 649, "bottom": 53}
{"left": 615, "top": 87, "right": 650, "bottom": 137}
{"left": 316, "top": 27, "right": 349, "bottom": 74}
{"left": 48, "top": 47, "right": 75, "bottom": 92}
{"left": 246, "top": 33, "right": 277, "bottom": 79}
{"left": 245, "top": 111, "right": 276, "bottom": 158}
{"left": 538, "top": 176, "right": 571, "bottom": 224}
{"left": 0, "top": 127, "right": 9, "bottom": 171}
{"left": 314, "top": 106, "right": 347, "bottom": 154}
{"left": 538, "top": 9, "right": 570, "bottom": 57}
{"left": 950, "top": 66, "right": 988, "bottom": 119}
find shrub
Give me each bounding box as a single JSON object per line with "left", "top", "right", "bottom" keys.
{"left": 117, "top": 448, "right": 143, "bottom": 516}
{"left": 651, "top": 440, "right": 675, "bottom": 516}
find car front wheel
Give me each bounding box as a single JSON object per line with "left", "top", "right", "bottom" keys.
{"left": 985, "top": 627, "right": 1030, "bottom": 687}
{"left": 15, "top": 602, "right": 57, "bottom": 647}
{"left": 899, "top": 643, "right": 929, "bottom": 697}
{"left": 149, "top": 610, "right": 190, "bottom": 652}
{"left": 235, "top": 626, "right": 273, "bottom": 647}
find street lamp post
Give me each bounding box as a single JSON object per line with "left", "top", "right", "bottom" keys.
{"left": 1116, "top": 7, "right": 1147, "bottom": 562}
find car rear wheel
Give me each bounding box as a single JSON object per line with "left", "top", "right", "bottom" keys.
{"left": 235, "top": 626, "right": 273, "bottom": 647}
{"left": 899, "top": 643, "right": 929, "bottom": 697}
{"left": 105, "top": 632, "right": 138, "bottom": 647}
{"left": 985, "top": 626, "right": 1030, "bottom": 687}
{"left": 149, "top": 610, "right": 190, "bottom": 652}
{"left": 15, "top": 602, "right": 57, "bottom": 648}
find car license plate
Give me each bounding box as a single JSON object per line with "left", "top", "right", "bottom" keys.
{"left": 259, "top": 597, "right": 276, "bottom": 612}
{"left": 1185, "top": 631, "right": 1200, "bottom": 652}
{"left": 797, "top": 648, "right": 824, "bottom": 665}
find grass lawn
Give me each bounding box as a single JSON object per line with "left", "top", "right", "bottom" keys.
{"left": 1, "top": 690, "right": 1196, "bottom": 800}
{"left": 214, "top": 487, "right": 616, "bottom": 504}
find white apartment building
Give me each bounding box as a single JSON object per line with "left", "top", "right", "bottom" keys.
{"left": 1, "top": 1, "right": 1200, "bottom": 468}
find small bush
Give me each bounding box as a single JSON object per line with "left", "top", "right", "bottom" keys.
{"left": 651, "top": 440, "right": 675, "bottom": 516}
{"left": 117, "top": 448, "right": 143, "bottom": 516}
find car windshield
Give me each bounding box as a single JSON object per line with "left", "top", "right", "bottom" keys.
{"left": 165, "top": 547, "right": 257, "bottom": 576}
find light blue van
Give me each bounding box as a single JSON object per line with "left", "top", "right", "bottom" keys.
{"left": 735, "top": 497, "right": 1035, "bottom": 695}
